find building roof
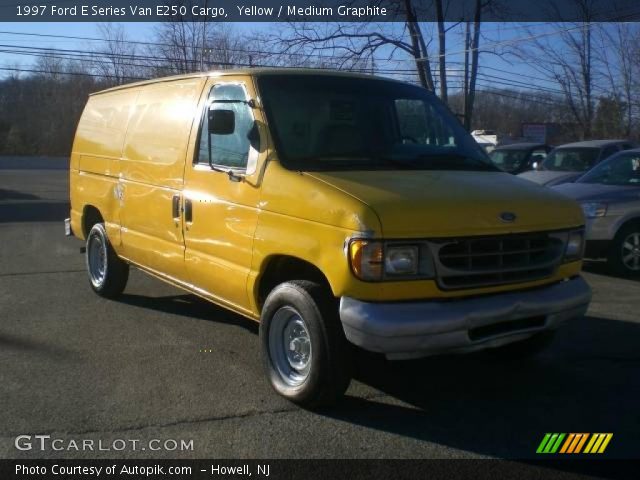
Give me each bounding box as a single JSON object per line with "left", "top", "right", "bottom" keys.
{"left": 558, "top": 139, "right": 629, "bottom": 148}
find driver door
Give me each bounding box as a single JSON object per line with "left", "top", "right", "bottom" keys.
{"left": 182, "top": 77, "right": 264, "bottom": 316}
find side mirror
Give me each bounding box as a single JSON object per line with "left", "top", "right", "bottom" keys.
{"left": 247, "top": 121, "right": 260, "bottom": 151}
{"left": 208, "top": 109, "right": 235, "bottom": 135}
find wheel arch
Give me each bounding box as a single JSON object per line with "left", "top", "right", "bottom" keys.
{"left": 255, "top": 255, "right": 333, "bottom": 312}
{"left": 618, "top": 216, "right": 640, "bottom": 231}
{"left": 613, "top": 215, "right": 640, "bottom": 239}
{"left": 82, "top": 205, "right": 104, "bottom": 238}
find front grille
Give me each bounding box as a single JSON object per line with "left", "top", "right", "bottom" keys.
{"left": 430, "top": 232, "right": 566, "bottom": 290}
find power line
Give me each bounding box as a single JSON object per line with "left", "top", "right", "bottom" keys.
{"left": 0, "top": 19, "right": 633, "bottom": 101}
{"left": 0, "top": 44, "right": 577, "bottom": 98}
{"left": 0, "top": 65, "right": 145, "bottom": 80}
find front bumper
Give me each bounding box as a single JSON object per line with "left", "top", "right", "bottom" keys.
{"left": 339, "top": 276, "right": 591, "bottom": 360}
{"left": 64, "top": 218, "right": 73, "bottom": 237}
{"left": 585, "top": 215, "right": 619, "bottom": 241}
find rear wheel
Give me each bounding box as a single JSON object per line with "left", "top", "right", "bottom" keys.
{"left": 608, "top": 224, "right": 640, "bottom": 276}
{"left": 260, "top": 280, "right": 352, "bottom": 408}
{"left": 85, "top": 223, "right": 129, "bottom": 298}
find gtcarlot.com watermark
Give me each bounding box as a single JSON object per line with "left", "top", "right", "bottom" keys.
{"left": 15, "top": 435, "right": 194, "bottom": 452}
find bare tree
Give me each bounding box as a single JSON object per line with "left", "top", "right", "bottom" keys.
{"left": 594, "top": 23, "right": 639, "bottom": 136}
{"left": 94, "top": 24, "right": 141, "bottom": 85}
{"left": 264, "top": 0, "right": 496, "bottom": 131}
{"left": 264, "top": 1, "right": 437, "bottom": 90}
{"left": 513, "top": 1, "right": 602, "bottom": 138}
{"left": 149, "top": 2, "right": 251, "bottom": 75}
{"left": 461, "top": 0, "right": 493, "bottom": 130}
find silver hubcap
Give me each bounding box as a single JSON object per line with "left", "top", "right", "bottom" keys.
{"left": 621, "top": 232, "right": 640, "bottom": 271}
{"left": 87, "top": 233, "right": 107, "bottom": 287}
{"left": 268, "top": 306, "right": 312, "bottom": 386}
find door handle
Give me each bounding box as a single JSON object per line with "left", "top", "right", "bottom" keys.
{"left": 184, "top": 198, "right": 193, "bottom": 223}
{"left": 172, "top": 194, "right": 181, "bottom": 219}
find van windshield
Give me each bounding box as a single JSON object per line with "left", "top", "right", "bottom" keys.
{"left": 257, "top": 74, "right": 496, "bottom": 172}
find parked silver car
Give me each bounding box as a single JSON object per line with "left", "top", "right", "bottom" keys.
{"left": 553, "top": 149, "right": 640, "bottom": 275}
{"left": 519, "top": 139, "right": 635, "bottom": 187}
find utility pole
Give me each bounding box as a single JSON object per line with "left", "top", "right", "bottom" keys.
{"left": 463, "top": 22, "right": 470, "bottom": 130}
{"left": 200, "top": 0, "right": 208, "bottom": 71}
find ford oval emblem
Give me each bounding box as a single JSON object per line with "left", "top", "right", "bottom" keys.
{"left": 499, "top": 212, "right": 517, "bottom": 223}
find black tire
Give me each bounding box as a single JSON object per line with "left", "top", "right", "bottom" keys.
{"left": 607, "top": 223, "right": 640, "bottom": 277}
{"left": 259, "top": 280, "right": 352, "bottom": 408}
{"left": 85, "top": 223, "right": 129, "bottom": 298}
{"left": 486, "top": 330, "right": 557, "bottom": 359}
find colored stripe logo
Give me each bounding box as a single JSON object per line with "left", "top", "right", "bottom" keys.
{"left": 537, "top": 433, "right": 613, "bottom": 454}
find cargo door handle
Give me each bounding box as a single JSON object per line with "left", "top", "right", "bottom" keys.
{"left": 172, "top": 194, "right": 181, "bottom": 219}
{"left": 184, "top": 199, "right": 193, "bottom": 223}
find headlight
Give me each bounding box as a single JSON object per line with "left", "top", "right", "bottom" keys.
{"left": 564, "top": 229, "right": 585, "bottom": 262}
{"left": 385, "top": 246, "right": 419, "bottom": 275}
{"left": 581, "top": 202, "right": 607, "bottom": 218}
{"left": 349, "top": 240, "right": 433, "bottom": 281}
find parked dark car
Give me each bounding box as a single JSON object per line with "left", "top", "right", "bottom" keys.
{"left": 553, "top": 149, "right": 640, "bottom": 276}
{"left": 518, "top": 139, "right": 636, "bottom": 186}
{"left": 488, "top": 142, "right": 552, "bottom": 174}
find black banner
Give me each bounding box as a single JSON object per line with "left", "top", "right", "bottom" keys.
{"left": 1, "top": 459, "right": 639, "bottom": 480}
{"left": 0, "top": 0, "right": 640, "bottom": 22}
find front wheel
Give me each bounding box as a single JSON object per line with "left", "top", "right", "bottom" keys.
{"left": 259, "top": 280, "right": 352, "bottom": 408}
{"left": 608, "top": 224, "right": 640, "bottom": 276}
{"left": 85, "top": 223, "right": 129, "bottom": 298}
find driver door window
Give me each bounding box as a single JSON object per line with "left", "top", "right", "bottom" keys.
{"left": 196, "top": 84, "right": 253, "bottom": 169}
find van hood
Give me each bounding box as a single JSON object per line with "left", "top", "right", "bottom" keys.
{"left": 308, "top": 170, "right": 584, "bottom": 237}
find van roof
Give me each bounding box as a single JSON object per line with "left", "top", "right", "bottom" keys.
{"left": 91, "top": 68, "right": 399, "bottom": 96}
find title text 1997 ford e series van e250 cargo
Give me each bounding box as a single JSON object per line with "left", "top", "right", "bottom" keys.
{"left": 66, "top": 69, "right": 592, "bottom": 407}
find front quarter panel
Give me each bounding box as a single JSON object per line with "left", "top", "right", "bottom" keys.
{"left": 247, "top": 160, "right": 382, "bottom": 313}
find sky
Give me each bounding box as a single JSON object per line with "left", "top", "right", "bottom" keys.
{"left": 0, "top": 21, "right": 598, "bottom": 102}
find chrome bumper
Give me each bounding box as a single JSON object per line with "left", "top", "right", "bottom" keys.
{"left": 339, "top": 276, "right": 591, "bottom": 360}
{"left": 64, "top": 218, "right": 73, "bottom": 237}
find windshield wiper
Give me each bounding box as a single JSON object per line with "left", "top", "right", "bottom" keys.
{"left": 412, "top": 152, "right": 499, "bottom": 171}
{"left": 375, "top": 156, "right": 422, "bottom": 169}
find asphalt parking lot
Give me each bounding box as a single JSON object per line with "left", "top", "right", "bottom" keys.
{"left": 1, "top": 157, "right": 638, "bottom": 461}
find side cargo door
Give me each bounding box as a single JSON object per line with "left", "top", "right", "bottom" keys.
{"left": 182, "top": 76, "right": 266, "bottom": 316}
{"left": 118, "top": 78, "right": 206, "bottom": 282}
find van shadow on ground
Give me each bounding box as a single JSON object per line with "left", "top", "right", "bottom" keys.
{"left": 583, "top": 260, "right": 639, "bottom": 283}
{"left": 0, "top": 188, "right": 40, "bottom": 201}
{"left": 115, "top": 290, "right": 639, "bottom": 463}
{"left": 117, "top": 292, "right": 259, "bottom": 335}
{"left": 327, "top": 314, "right": 640, "bottom": 463}
{"left": 0, "top": 199, "right": 69, "bottom": 223}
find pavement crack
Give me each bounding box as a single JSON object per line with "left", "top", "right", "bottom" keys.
{"left": 2, "top": 407, "right": 299, "bottom": 438}
{"left": 1, "top": 392, "right": 391, "bottom": 438}
{"left": 0, "top": 269, "right": 84, "bottom": 277}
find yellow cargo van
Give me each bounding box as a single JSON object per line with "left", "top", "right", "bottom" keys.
{"left": 67, "top": 69, "right": 591, "bottom": 406}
